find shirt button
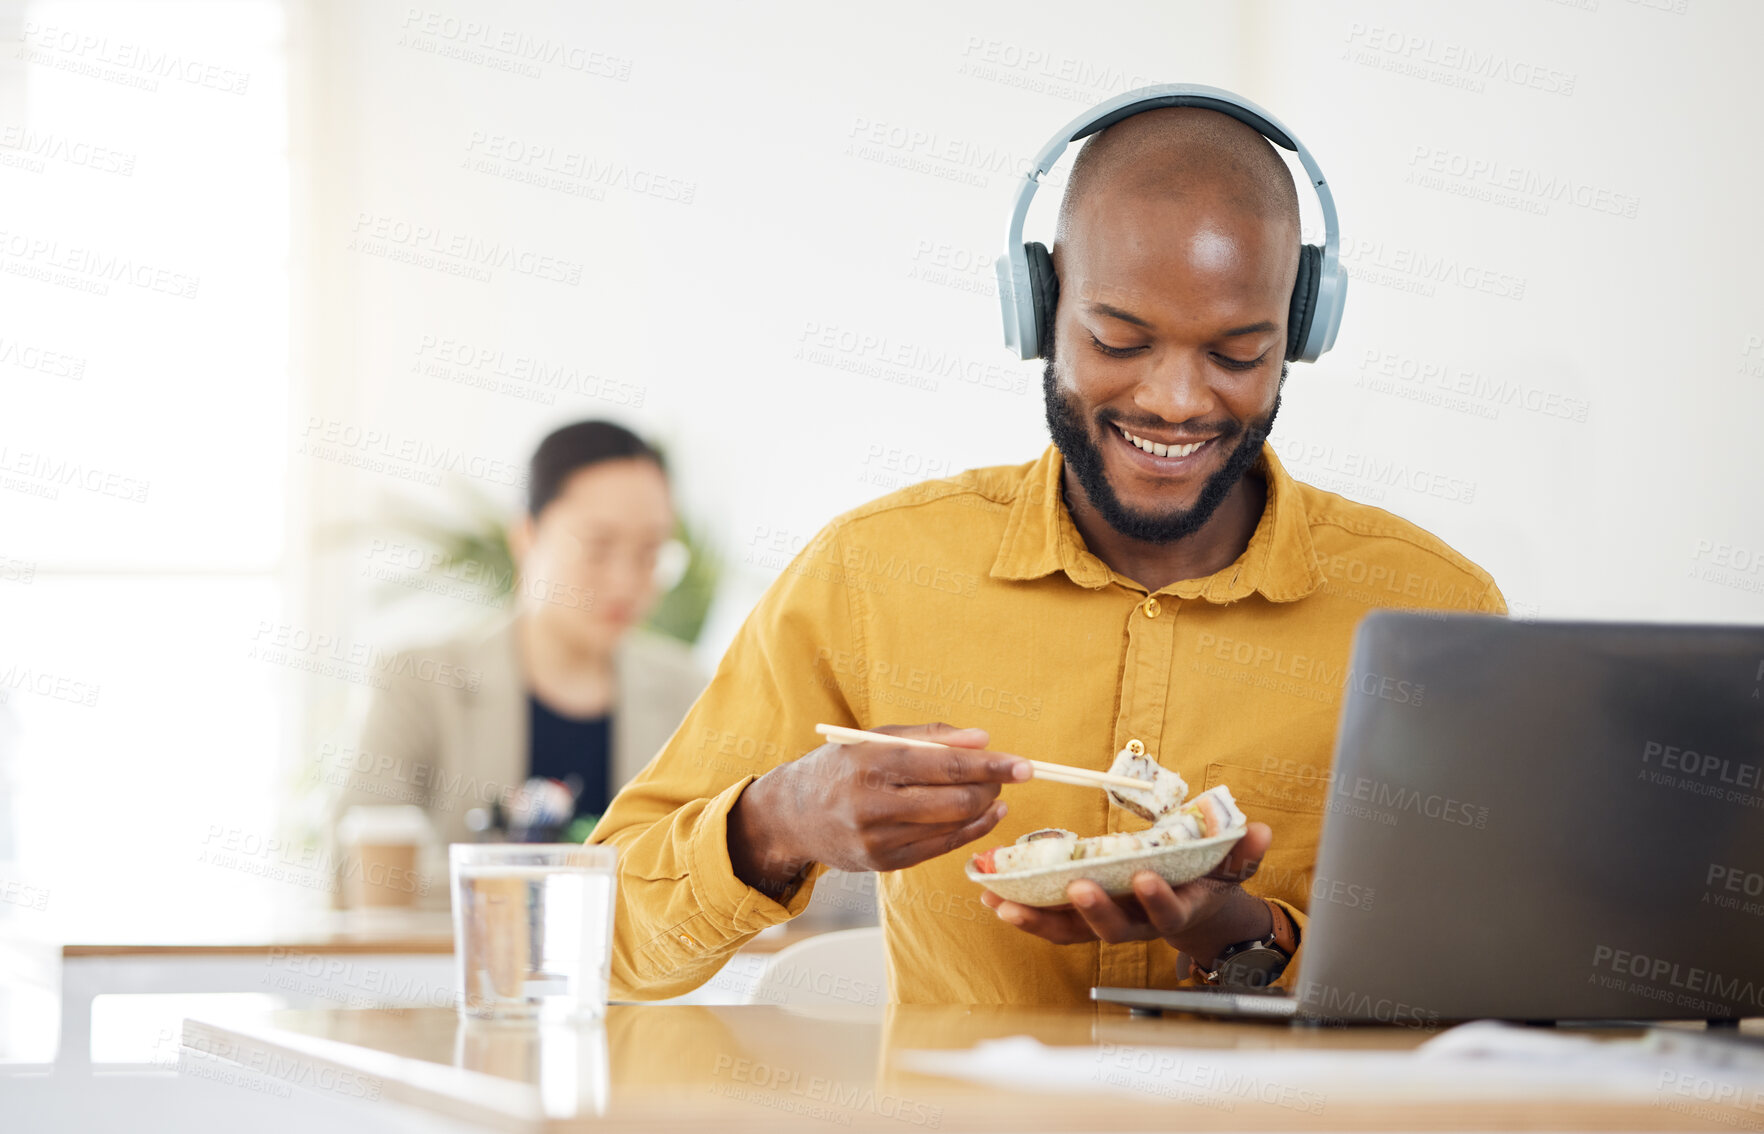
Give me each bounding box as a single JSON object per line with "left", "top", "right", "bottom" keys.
{"left": 1143, "top": 597, "right": 1162, "bottom": 618}
{"left": 678, "top": 934, "right": 694, "bottom": 946}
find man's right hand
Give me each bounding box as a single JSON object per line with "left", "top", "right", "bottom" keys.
{"left": 726, "top": 723, "right": 1030, "bottom": 897}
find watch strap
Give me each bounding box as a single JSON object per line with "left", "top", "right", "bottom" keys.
{"left": 1264, "top": 898, "right": 1299, "bottom": 955}
{"left": 1187, "top": 899, "right": 1297, "bottom": 986}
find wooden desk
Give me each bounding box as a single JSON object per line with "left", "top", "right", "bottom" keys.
{"left": 49, "top": 909, "right": 458, "bottom": 1068}
{"left": 38, "top": 913, "right": 836, "bottom": 1068}
{"left": 180, "top": 1003, "right": 1764, "bottom": 1132}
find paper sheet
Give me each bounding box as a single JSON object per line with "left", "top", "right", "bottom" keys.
{"left": 897, "top": 1021, "right": 1764, "bottom": 1110}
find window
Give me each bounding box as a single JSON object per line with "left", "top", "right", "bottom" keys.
{"left": 0, "top": 1, "right": 294, "bottom": 930}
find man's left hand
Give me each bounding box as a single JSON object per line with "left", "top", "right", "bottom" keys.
{"left": 978, "top": 821, "right": 1274, "bottom": 968}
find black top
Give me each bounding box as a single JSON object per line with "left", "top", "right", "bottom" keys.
{"left": 527, "top": 694, "right": 613, "bottom": 819}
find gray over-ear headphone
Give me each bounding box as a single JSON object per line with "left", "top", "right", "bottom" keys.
{"left": 994, "top": 82, "right": 1347, "bottom": 364}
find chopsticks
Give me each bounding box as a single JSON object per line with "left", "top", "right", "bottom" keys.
{"left": 812, "top": 723, "right": 1151, "bottom": 793}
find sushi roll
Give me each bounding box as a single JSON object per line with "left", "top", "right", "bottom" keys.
{"left": 972, "top": 828, "right": 1079, "bottom": 874}
{"left": 1143, "top": 812, "right": 1203, "bottom": 844}
{"left": 1177, "top": 785, "right": 1247, "bottom": 838}
{"left": 993, "top": 829, "right": 1078, "bottom": 872}
{"left": 1073, "top": 832, "right": 1149, "bottom": 860}
{"left": 1105, "top": 743, "right": 1189, "bottom": 823}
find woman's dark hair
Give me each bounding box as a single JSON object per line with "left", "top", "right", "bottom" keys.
{"left": 527, "top": 420, "right": 665, "bottom": 518}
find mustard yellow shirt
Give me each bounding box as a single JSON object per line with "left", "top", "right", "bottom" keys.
{"left": 591, "top": 442, "right": 1505, "bottom": 1004}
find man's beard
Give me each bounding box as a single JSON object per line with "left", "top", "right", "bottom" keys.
{"left": 1043, "top": 357, "right": 1285, "bottom": 545}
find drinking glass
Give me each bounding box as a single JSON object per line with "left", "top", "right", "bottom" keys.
{"left": 450, "top": 843, "right": 617, "bottom": 1020}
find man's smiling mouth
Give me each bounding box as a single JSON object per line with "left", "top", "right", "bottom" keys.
{"left": 1115, "top": 424, "right": 1213, "bottom": 459}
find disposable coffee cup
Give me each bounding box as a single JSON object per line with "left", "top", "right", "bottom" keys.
{"left": 339, "top": 804, "right": 432, "bottom": 908}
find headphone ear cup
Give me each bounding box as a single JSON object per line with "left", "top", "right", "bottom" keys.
{"left": 1026, "top": 241, "right": 1059, "bottom": 359}
{"left": 1286, "top": 244, "right": 1322, "bottom": 362}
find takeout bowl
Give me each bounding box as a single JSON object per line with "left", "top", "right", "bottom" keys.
{"left": 964, "top": 828, "right": 1247, "bottom": 908}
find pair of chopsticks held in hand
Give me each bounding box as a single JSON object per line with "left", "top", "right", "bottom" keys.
{"left": 813, "top": 723, "right": 1148, "bottom": 793}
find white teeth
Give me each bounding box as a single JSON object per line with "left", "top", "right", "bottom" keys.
{"left": 1118, "top": 426, "right": 1206, "bottom": 458}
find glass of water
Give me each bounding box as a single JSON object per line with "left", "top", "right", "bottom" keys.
{"left": 449, "top": 843, "right": 618, "bottom": 1021}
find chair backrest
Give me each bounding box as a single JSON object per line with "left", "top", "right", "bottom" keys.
{"left": 747, "top": 926, "right": 887, "bottom": 1008}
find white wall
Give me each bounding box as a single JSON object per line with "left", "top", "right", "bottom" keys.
{"left": 3, "top": 0, "right": 1759, "bottom": 938}
{"left": 293, "top": 0, "right": 1764, "bottom": 679}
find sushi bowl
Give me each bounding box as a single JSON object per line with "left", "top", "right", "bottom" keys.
{"left": 965, "top": 828, "right": 1247, "bottom": 908}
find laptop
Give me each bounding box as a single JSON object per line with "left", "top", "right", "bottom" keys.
{"left": 1095, "top": 611, "right": 1764, "bottom": 1024}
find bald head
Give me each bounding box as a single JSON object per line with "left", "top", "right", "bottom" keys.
{"left": 1056, "top": 107, "right": 1300, "bottom": 250}
{"left": 1047, "top": 106, "right": 1304, "bottom": 365}
{"left": 1038, "top": 107, "right": 1304, "bottom": 551}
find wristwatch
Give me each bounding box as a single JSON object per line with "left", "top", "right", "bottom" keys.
{"left": 1190, "top": 899, "right": 1299, "bottom": 991}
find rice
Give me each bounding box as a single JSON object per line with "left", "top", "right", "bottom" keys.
{"left": 992, "top": 829, "right": 1078, "bottom": 872}
{"left": 1073, "top": 832, "right": 1149, "bottom": 859}
{"left": 1144, "top": 813, "right": 1204, "bottom": 844}
{"left": 1106, "top": 746, "right": 1189, "bottom": 822}
{"left": 1178, "top": 785, "right": 1247, "bottom": 837}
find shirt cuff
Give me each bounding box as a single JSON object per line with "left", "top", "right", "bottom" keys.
{"left": 1265, "top": 896, "right": 1308, "bottom": 993}
{"left": 683, "top": 775, "right": 826, "bottom": 944}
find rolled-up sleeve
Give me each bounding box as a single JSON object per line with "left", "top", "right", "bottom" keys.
{"left": 1266, "top": 897, "right": 1308, "bottom": 993}
{"left": 589, "top": 521, "right": 868, "bottom": 1000}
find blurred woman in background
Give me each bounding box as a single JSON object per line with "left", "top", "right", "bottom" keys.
{"left": 330, "top": 421, "right": 705, "bottom": 901}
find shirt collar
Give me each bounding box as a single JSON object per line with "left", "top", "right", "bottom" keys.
{"left": 989, "top": 442, "right": 1325, "bottom": 604}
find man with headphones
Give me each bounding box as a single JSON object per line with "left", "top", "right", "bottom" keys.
{"left": 592, "top": 85, "right": 1504, "bottom": 1004}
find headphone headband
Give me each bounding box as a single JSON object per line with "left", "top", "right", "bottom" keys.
{"left": 996, "top": 83, "right": 1346, "bottom": 363}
